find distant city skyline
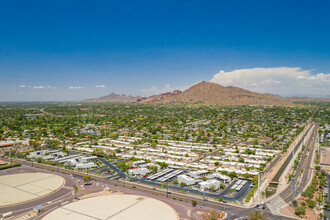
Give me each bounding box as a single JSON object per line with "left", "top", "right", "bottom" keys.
{"left": 0, "top": 0, "right": 329, "bottom": 101}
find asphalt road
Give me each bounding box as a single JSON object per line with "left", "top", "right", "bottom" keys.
{"left": 0, "top": 165, "right": 76, "bottom": 216}
{"left": 266, "top": 124, "right": 318, "bottom": 212}
{"left": 263, "top": 154, "right": 281, "bottom": 174}
{"left": 1, "top": 156, "right": 296, "bottom": 219}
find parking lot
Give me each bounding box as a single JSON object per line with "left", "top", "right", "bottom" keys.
{"left": 89, "top": 166, "right": 116, "bottom": 176}
{"left": 220, "top": 178, "right": 253, "bottom": 202}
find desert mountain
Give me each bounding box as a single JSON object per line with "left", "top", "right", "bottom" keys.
{"left": 138, "top": 81, "right": 293, "bottom": 106}
{"left": 84, "top": 81, "right": 328, "bottom": 105}
{"left": 84, "top": 93, "right": 142, "bottom": 103}
{"left": 284, "top": 96, "right": 330, "bottom": 103}
{"left": 264, "top": 93, "right": 330, "bottom": 103}
{"left": 137, "top": 90, "right": 182, "bottom": 103}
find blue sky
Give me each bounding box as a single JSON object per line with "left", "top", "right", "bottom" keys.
{"left": 0, "top": 0, "right": 329, "bottom": 101}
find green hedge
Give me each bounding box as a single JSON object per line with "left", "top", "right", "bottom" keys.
{"left": 0, "top": 163, "right": 21, "bottom": 170}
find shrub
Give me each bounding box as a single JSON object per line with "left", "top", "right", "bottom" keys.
{"left": 302, "top": 186, "right": 315, "bottom": 198}
{"left": 0, "top": 163, "right": 21, "bottom": 170}
{"left": 292, "top": 199, "right": 298, "bottom": 207}
{"left": 306, "top": 199, "right": 316, "bottom": 209}
{"left": 295, "top": 206, "right": 306, "bottom": 216}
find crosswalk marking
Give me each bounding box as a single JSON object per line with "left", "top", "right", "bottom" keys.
{"left": 266, "top": 196, "right": 287, "bottom": 215}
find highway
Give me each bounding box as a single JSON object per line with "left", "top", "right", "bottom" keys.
{"left": 1, "top": 156, "right": 295, "bottom": 219}
{"left": 266, "top": 123, "right": 318, "bottom": 213}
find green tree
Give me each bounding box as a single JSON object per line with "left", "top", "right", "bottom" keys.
{"left": 306, "top": 198, "right": 316, "bottom": 208}
{"left": 149, "top": 165, "right": 158, "bottom": 172}
{"left": 228, "top": 171, "right": 238, "bottom": 179}
{"left": 294, "top": 206, "right": 306, "bottom": 216}
{"left": 202, "top": 210, "right": 220, "bottom": 220}
{"left": 210, "top": 185, "right": 216, "bottom": 191}
{"left": 180, "top": 182, "right": 187, "bottom": 187}
{"left": 161, "top": 182, "right": 167, "bottom": 188}
{"left": 73, "top": 184, "right": 78, "bottom": 199}
{"left": 83, "top": 175, "right": 91, "bottom": 185}
{"left": 36, "top": 157, "right": 43, "bottom": 163}
{"left": 291, "top": 199, "right": 298, "bottom": 207}
{"left": 249, "top": 211, "right": 268, "bottom": 220}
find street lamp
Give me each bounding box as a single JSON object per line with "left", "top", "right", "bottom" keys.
{"left": 258, "top": 172, "right": 261, "bottom": 205}
{"left": 202, "top": 188, "right": 205, "bottom": 206}
{"left": 166, "top": 180, "right": 169, "bottom": 198}
{"left": 291, "top": 176, "right": 296, "bottom": 201}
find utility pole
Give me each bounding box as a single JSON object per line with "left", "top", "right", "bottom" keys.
{"left": 202, "top": 188, "right": 206, "bottom": 206}
{"left": 166, "top": 180, "right": 169, "bottom": 198}
{"left": 292, "top": 143, "right": 296, "bottom": 170}
{"left": 317, "top": 129, "right": 320, "bottom": 157}
{"left": 258, "top": 172, "right": 261, "bottom": 205}
{"left": 292, "top": 177, "right": 296, "bottom": 201}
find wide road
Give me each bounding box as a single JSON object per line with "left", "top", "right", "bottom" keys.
{"left": 266, "top": 123, "right": 318, "bottom": 213}
{"left": 1, "top": 156, "right": 295, "bottom": 219}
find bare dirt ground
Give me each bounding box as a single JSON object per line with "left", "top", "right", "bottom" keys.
{"left": 320, "top": 147, "right": 330, "bottom": 165}
{"left": 280, "top": 204, "right": 318, "bottom": 219}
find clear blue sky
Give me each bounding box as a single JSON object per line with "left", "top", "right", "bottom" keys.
{"left": 0, "top": 0, "right": 329, "bottom": 101}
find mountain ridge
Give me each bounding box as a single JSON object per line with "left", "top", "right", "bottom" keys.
{"left": 137, "top": 81, "right": 293, "bottom": 106}
{"left": 83, "top": 93, "right": 142, "bottom": 103}
{"left": 83, "top": 81, "right": 329, "bottom": 105}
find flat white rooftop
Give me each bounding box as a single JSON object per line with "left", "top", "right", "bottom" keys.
{"left": 43, "top": 194, "right": 179, "bottom": 220}
{"left": 0, "top": 173, "right": 64, "bottom": 207}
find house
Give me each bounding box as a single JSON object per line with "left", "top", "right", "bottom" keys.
{"left": 27, "top": 149, "right": 66, "bottom": 159}
{"left": 140, "top": 163, "right": 161, "bottom": 170}
{"left": 177, "top": 174, "right": 200, "bottom": 186}
{"left": 187, "top": 170, "right": 209, "bottom": 179}
{"left": 42, "top": 155, "right": 55, "bottom": 161}
{"left": 0, "top": 160, "right": 8, "bottom": 166}
{"left": 132, "top": 160, "right": 147, "bottom": 168}
{"left": 128, "top": 168, "right": 151, "bottom": 176}
{"left": 76, "top": 162, "right": 97, "bottom": 169}
{"left": 206, "top": 173, "right": 231, "bottom": 184}
{"left": 199, "top": 179, "right": 221, "bottom": 191}
{"left": 0, "top": 141, "right": 15, "bottom": 148}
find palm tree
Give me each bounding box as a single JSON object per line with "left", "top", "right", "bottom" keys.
{"left": 73, "top": 185, "right": 78, "bottom": 200}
